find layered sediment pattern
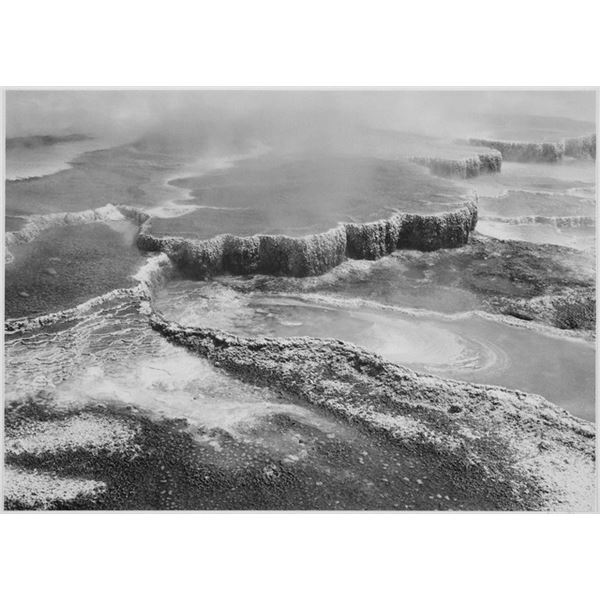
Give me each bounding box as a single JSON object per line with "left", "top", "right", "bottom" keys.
{"left": 150, "top": 314, "right": 595, "bottom": 511}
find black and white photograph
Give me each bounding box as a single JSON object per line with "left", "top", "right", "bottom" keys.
{"left": 2, "top": 88, "right": 596, "bottom": 512}
{"left": 1, "top": 2, "right": 599, "bottom": 598}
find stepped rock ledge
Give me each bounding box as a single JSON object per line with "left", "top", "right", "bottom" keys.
{"left": 469, "top": 133, "right": 596, "bottom": 162}
{"left": 127, "top": 199, "right": 479, "bottom": 279}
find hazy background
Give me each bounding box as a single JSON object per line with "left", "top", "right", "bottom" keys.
{"left": 6, "top": 89, "right": 596, "bottom": 146}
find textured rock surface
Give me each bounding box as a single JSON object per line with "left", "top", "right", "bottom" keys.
{"left": 3, "top": 403, "right": 141, "bottom": 510}
{"left": 4, "top": 253, "right": 171, "bottom": 333}
{"left": 389, "top": 234, "right": 596, "bottom": 332}
{"left": 565, "top": 134, "right": 596, "bottom": 159}
{"left": 135, "top": 202, "right": 478, "bottom": 278}
{"left": 469, "top": 138, "right": 566, "bottom": 162}
{"left": 492, "top": 289, "right": 596, "bottom": 332}
{"left": 4, "top": 402, "right": 140, "bottom": 510}
{"left": 150, "top": 314, "right": 596, "bottom": 512}
{"left": 411, "top": 151, "right": 502, "bottom": 178}
{"left": 4, "top": 467, "right": 107, "bottom": 510}
{"left": 4, "top": 204, "right": 126, "bottom": 265}
{"left": 4, "top": 220, "right": 146, "bottom": 319}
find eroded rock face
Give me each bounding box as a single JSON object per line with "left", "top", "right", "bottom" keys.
{"left": 565, "top": 134, "right": 596, "bottom": 159}
{"left": 150, "top": 314, "right": 596, "bottom": 512}
{"left": 469, "top": 138, "right": 566, "bottom": 162}
{"left": 411, "top": 151, "right": 502, "bottom": 178}
{"left": 133, "top": 202, "right": 479, "bottom": 278}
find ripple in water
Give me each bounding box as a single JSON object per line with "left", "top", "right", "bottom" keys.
{"left": 155, "top": 280, "right": 595, "bottom": 421}
{"left": 7, "top": 300, "right": 489, "bottom": 509}
{"left": 4, "top": 300, "right": 354, "bottom": 454}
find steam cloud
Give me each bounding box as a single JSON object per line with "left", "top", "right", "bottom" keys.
{"left": 6, "top": 90, "right": 596, "bottom": 150}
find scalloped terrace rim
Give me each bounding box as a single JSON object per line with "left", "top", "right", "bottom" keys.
{"left": 132, "top": 199, "right": 478, "bottom": 278}
{"left": 119, "top": 144, "right": 489, "bottom": 278}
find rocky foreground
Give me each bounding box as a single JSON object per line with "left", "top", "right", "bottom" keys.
{"left": 146, "top": 314, "right": 595, "bottom": 512}
{"left": 5, "top": 304, "right": 594, "bottom": 511}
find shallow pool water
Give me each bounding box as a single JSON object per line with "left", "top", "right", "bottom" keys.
{"left": 155, "top": 281, "right": 595, "bottom": 421}
{"left": 5, "top": 137, "right": 110, "bottom": 181}
{"left": 468, "top": 159, "right": 595, "bottom": 250}
{"left": 476, "top": 220, "right": 595, "bottom": 251}
{"left": 5, "top": 298, "right": 499, "bottom": 509}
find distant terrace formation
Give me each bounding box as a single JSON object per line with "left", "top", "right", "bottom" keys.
{"left": 468, "top": 133, "right": 595, "bottom": 162}
{"left": 411, "top": 150, "right": 502, "bottom": 178}
{"left": 6, "top": 133, "right": 92, "bottom": 150}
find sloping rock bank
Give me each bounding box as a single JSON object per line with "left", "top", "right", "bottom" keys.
{"left": 491, "top": 289, "right": 596, "bottom": 332}
{"left": 150, "top": 314, "right": 596, "bottom": 511}
{"left": 411, "top": 151, "right": 502, "bottom": 178}
{"left": 130, "top": 201, "right": 478, "bottom": 278}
